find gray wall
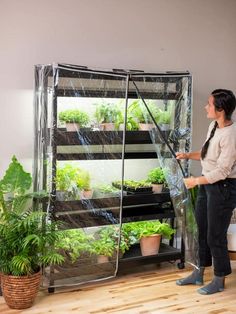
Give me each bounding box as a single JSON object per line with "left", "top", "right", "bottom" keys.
{"left": 0, "top": 0, "right": 236, "bottom": 176}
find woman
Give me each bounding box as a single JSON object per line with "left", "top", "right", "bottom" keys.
{"left": 176, "top": 89, "right": 236, "bottom": 295}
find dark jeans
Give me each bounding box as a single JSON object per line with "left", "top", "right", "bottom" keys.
{"left": 195, "top": 178, "right": 236, "bottom": 276}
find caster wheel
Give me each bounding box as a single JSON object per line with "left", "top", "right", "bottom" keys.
{"left": 177, "top": 262, "right": 185, "bottom": 269}
{"left": 48, "top": 287, "right": 55, "bottom": 293}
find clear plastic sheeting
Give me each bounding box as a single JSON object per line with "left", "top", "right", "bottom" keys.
{"left": 131, "top": 77, "right": 198, "bottom": 267}
{"left": 33, "top": 63, "right": 195, "bottom": 290}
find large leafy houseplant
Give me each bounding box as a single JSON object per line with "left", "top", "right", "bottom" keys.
{"left": 0, "top": 156, "right": 65, "bottom": 309}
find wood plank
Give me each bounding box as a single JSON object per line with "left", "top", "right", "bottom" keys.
{"left": 1, "top": 261, "right": 236, "bottom": 313}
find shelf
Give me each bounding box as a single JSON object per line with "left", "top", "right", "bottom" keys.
{"left": 56, "top": 152, "right": 171, "bottom": 160}
{"left": 118, "top": 243, "right": 182, "bottom": 267}
{"left": 54, "top": 130, "right": 170, "bottom": 146}
{"left": 54, "top": 192, "right": 172, "bottom": 211}
{"left": 52, "top": 193, "right": 174, "bottom": 228}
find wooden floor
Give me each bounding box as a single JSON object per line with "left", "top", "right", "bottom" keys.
{"left": 1, "top": 261, "right": 236, "bottom": 314}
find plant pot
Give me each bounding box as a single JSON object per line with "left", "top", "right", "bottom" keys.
{"left": 160, "top": 123, "right": 170, "bottom": 131}
{"left": 152, "top": 184, "right": 163, "bottom": 193}
{"left": 56, "top": 190, "right": 68, "bottom": 201}
{"left": 227, "top": 224, "right": 236, "bottom": 251}
{"left": 140, "top": 234, "right": 161, "bottom": 256}
{"left": 97, "top": 255, "right": 109, "bottom": 264}
{"left": 66, "top": 122, "right": 80, "bottom": 132}
{"left": 139, "top": 123, "right": 153, "bottom": 131}
{"left": 1, "top": 271, "right": 41, "bottom": 309}
{"left": 100, "top": 123, "right": 115, "bottom": 131}
{"left": 81, "top": 189, "right": 93, "bottom": 199}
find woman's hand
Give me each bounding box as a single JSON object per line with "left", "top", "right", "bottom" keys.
{"left": 176, "top": 152, "right": 189, "bottom": 160}
{"left": 183, "top": 177, "right": 198, "bottom": 189}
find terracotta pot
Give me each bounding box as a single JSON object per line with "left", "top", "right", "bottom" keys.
{"left": 97, "top": 255, "right": 109, "bottom": 264}
{"left": 65, "top": 122, "right": 80, "bottom": 132}
{"left": 100, "top": 123, "right": 115, "bottom": 131}
{"left": 140, "top": 234, "right": 161, "bottom": 256}
{"left": 139, "top": 123, "right": 153, "bottom": 131}
{"left": 152, "top": 184, "right": 163, "bottom": 193}
{"left": 1, "top": 271, "right": 41, "bottom": 309}
{"left": 82, "top": 189, "right": 93, "bottom": 199}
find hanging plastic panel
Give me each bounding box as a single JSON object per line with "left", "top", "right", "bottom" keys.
{"left": 128, "top": 73, "right": 198, "bottom": 267}
{"left": 34, "top": 64, "right": 128, "bottom": 289}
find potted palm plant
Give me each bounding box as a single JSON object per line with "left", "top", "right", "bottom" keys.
{"left": 58, "top": 109, "right": 90, "bottom": 131}
{"left": 0, "top": 156, "right": 65, "bottom": 309}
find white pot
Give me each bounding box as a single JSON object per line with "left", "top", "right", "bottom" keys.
{"left": 160, "top": 124, "right": 170, "bottom": 131}
{"left": 227, "top": 224, "right": 236, "bottom": 251}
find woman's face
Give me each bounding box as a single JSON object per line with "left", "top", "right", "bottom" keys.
{"left": 205, "top": 95, "right": 221, "bottom": 119}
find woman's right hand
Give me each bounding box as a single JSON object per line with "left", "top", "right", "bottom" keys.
{"left": 176, "top": 152, "right": 189, "bottom": 160}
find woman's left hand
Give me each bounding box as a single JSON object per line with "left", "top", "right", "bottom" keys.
{"left": 183, "top": 177, "right": 198, "bottom": 189}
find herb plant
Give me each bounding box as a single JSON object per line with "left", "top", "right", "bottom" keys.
{"left": 58, "top": 109, "right": 89, "bottom": 127}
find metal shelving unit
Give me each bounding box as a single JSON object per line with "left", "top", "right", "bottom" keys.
{"left": 34, "top": 64, "right": 192, "bottom": 290}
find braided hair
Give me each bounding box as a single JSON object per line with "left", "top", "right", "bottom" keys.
{"left": 201, "top": 89, "right": 236, "bottom": 160}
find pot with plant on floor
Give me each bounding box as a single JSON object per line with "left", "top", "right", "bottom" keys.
{"left": 58, "top": 109, "right": 90, "bottom": 132}
{"left": 0, "top": 156, "right": 65, "bottom": 309}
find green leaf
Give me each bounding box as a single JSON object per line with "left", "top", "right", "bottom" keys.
{"left": 0, "top": 156, "right": 32, "bottom": 195}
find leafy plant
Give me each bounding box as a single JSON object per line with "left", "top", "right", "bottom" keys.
{"left": 0, "top": 156, "right": 32, "bottom": 197}
{"left": 55, "top": 164, "right": 78, "bottom": 191}
{"left": 94, "top": 102, "right": 122, "bottom": 124}
{"left": 116, "top": 112, "right": 139, "bottom": 131}
{"left": 76, "top": 169, "right": 91, "bottom": 191}
{"left": 93, "top": 184, "right": 119, "bottom": 198}
{"left": 56, "top": 164, "right": 91, "bottom": 194}
{"left": 147, "top": 167, "right": 166, "bottom": 184}
{"left": 124, "top": 220, "right": 175, "bottom": 240}
{"left": 159, "top": 109, "right": 171, "bottom": 124}
{"left": 128, "top": 100, "right": 160, "bottom": 124}
{"left": 92, "top": 228, "right": 115, "bottom": 257}
{"left": 58, "top": 109, "right": 89, "bottom": 127}
{"left": 55, "top": 229, "right": 94, "bottom": 263}
{"left": 92, "top": 226, "right": 131, "bottom": 256}
{"left": 112, "top": 180, "right": 151, "bottom": 190}
{"left": 0, "top": 156, "right": 65, "bottom": 276}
